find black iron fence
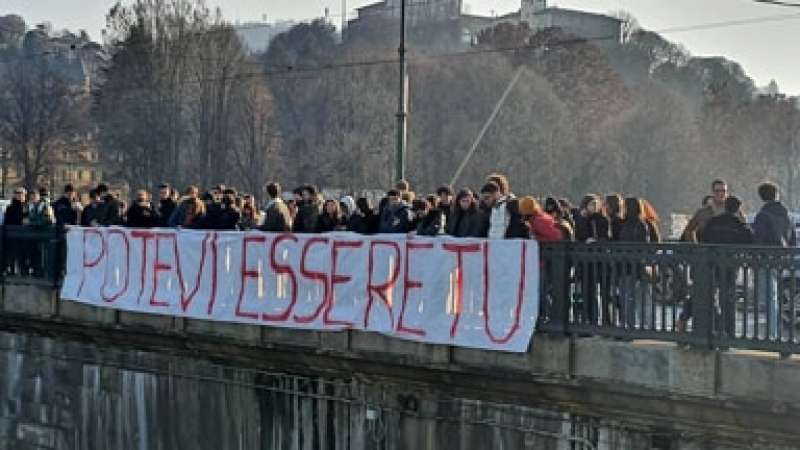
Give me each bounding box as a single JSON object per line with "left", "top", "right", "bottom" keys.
{"left": 539, "top": 242, "right": 800, "bottom": 355}
{"left": 3, "top": 227, "right": 800, "bottom": 355}
{"left": 0, "top": 225, "right": 64, "bottom": 287}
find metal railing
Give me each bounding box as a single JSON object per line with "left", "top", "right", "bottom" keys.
{"left": 0, "top": 225, "right": 64, "bottom": 287}
{"left": 3, "top": 227, "right": 800, "bottom": 355}
{"left": 539, "top": 242, "right": 800, "bottom": 355}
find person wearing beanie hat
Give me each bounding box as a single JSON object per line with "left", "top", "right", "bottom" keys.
{"left": 519, "top": 196, "right": 563, "bottom": 243}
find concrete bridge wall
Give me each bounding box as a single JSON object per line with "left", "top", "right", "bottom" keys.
{"left": 0, "top": 284, "right": 797, "bottom": 449}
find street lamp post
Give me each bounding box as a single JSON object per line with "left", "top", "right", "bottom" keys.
{"left": 395, "top": 0, "right": 408, "bottom": 183}
{"left": 0, "top": 146, "right": 6, "bottom": 199}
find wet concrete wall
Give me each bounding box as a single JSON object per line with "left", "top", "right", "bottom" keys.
{"left": 0, "top": 330, "right": 621, "bottom": 450}
{"left": 0, "top": 284, "right": 799, "bottom": 449}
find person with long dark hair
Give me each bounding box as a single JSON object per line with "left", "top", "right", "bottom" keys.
{"left": 316, "top": 199, "right": 348, "bottom": 233}
{"left": 293, "top": 185, "right": 322, "bottom": 233}
{"left": 604, "top": 194, "right": 624, "bottom": 241}
{"left": 542, "top": 197, "right": 573, "bottom": 241}
{"left": 447, "top": 189, "right": 486, "bottom": 238}
{"left": 618, "top": 197, "right": 652, "bottom": 328}
{"left": 620, "top": 198, "right": 650, "bottom": 243}
{"left": 575, "top": 195, "right": 609, "bottom": 243}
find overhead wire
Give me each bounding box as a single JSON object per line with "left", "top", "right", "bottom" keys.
{"left": 753, "top": 0, "right": 800, "bottom": 7}
{"left": 1, "top": 9, "right": 799, "bottom": 101}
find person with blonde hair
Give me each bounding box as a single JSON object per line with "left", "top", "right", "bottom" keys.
{"left": 640, "top": 199, "right": 661, "bottom": 243}
{"left": 486, "top": 172, "right": 512, "bottom": 198}
{"left": 518, "top": 196, "right": 562, "bottom": 242}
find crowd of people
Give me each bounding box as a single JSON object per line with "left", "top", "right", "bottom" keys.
{"left": 4, "top": 174, "right": 798, "bottom": 334}
{"left": 2, "top": 175, "right": 796, "bottom": 248}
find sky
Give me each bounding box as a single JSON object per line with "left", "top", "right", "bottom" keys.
{"left": 3, "top": 0, "right": 800, "bottom": 94}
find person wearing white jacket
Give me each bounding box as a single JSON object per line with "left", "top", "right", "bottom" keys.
{"left": 480, "top": 182, "right": 509, "bottom": 239}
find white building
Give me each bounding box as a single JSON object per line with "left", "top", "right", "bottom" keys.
{"left": 346, "top": 0, "right": 621, "bottom": 47}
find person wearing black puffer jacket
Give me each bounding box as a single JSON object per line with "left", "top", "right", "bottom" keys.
{"left": 574, "top": 195, "right": 609, "bottom": 243}
{"left": 604, "top": 194, "right": 624, "bottom": 242}
{"left": 125, "top": 190, "right": 160, "bottom": 228}
{"left": 157, "top": 183, "right": 177, "bottom": 228}
{"left": 94, "top": 184, "right": 122, "bottom": 226}
{"left": 753, "top": 182, "right": 796, "bottom": 247}
{"left": 53, "top": 184, "right": 81, "bottom": 228}
{"left": 5, "top": 187, "right": 26, "bottom": 227}
{"left": 702, "top": 195, "right": 752, "bottom": 337}
{"left": 447, "top": 189, "right": 486, "bottom": 238}
{"left": 219, "top": 195, "right": 241, "bottom": 230}
{"left": 702, "top": 196, "right": 753, "bottom": 245}
{"left": 195, "top": 193, "right": 239, "bottom": 230}
{"left": 316, "top": 199, "right": 347, "bottom": 233}
{"left": 617, "top": 197, "right": 651, "bottom": 327}
{"left": 4, "top": 188, "right": 26, "bottom": 275}
{"left": 293, "top": 185, "right": 322, "bottom": 233}
{"left": 752, "top": 182, "right": 795, "bottom": 340}
{"left": 619, "top": 198, "right": 650, "bottom": 243}
{"left": 348, "top": 197, "right": 379, "bottom": 235}
{"left": 410, "top": 199, "right": 443, "bottom": 236}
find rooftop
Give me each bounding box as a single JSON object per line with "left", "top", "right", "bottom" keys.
{"left": 534, "top": 7, "right": 622, "bottom": 23}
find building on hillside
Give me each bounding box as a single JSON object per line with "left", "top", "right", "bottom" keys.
{"left": 0, "top": 132, "right": 125, "bottom": 202}
{"left": 345, "top": 0, "right": 621, "bottom": 48}
{"left": 47, "top": 133, "right": 105, "bottom": 198}
{"left": 523, "top": 3, "right": 623, "bottom": 46}
{"left": 235, "top": 20, "right": 296, "bottom": 53}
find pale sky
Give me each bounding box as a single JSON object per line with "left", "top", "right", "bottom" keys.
{"left": 4, "top": 0, "right": 800, "bottom": 94}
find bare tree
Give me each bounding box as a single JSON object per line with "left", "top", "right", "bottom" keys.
{"left": 230, "top": 77, "right": 279, "bottom": 199}
{"left": 0, "top": 50, "right": 77, "bottom": 190}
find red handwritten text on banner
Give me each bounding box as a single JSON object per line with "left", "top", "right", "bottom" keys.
{"left": 61, "top": 228, "right": 539, "bottom": 352}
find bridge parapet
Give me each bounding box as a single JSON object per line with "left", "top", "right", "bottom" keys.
{"left": 1, "top": 282, "right": 799, "bottom": 446}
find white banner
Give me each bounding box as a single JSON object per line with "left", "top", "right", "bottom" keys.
{"left": 60, "top": 227, "right": 539, "bottom": 352}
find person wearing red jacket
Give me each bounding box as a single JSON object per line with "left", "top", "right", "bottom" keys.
{"left": 518, "top": 196, "right": 563, "bottom": 242}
